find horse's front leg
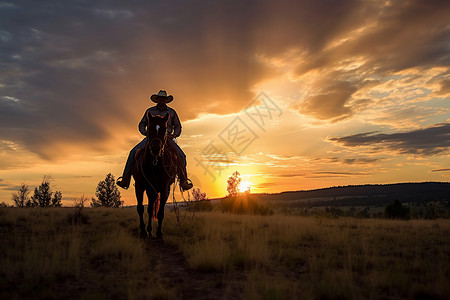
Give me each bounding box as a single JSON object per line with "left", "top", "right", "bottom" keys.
{"left": 135, "top": 183, "right": 147, "bottom": 238}
{"left": 146, "top": 188, "right": 158, "bottom": 237}
{"left": 156, "top": 185, "right": 170, "bottom": 238}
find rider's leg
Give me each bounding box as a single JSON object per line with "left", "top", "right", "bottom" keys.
{"left": 117, "top": 138, "right": 147, "bottom": 189}
{"left": 166, "top": 138, "right": 193, "bottom": 190}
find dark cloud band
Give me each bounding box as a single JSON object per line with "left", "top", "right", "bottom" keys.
{"left": 0, "top": 0, "right": 449, "bottom": 161}
{"left": 329, "top": 123, "right": 450, "bottom": 155}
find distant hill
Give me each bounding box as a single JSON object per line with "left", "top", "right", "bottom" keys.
{"left": 214, "top": 182, "right": 450, "bottom": 207}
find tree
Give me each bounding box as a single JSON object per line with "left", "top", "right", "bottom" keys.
{"left": 69, "top": 195, "right": 89, "bottom": 224}
{"left": 227, "top": 171, "right": 241, "bottom": 197}
{"left": 91, "top": 173, "right": 123, "bottom": 208}
{"left": 29, "top": 176, "right": 63, "bottom": 207}
{"left": 11, "top": 184, "right": 30, "bottom": 207}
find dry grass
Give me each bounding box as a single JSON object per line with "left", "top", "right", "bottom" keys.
{"left": 0, "top": 207, "right": 175, "bottom": 299}
{"left": 165, "top": 213, "right": 450, "bottom": 300}
{"left": 1, "top": 207, "right": 449, "bottom": 299}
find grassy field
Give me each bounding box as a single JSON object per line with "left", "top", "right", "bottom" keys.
{"left": 0, "top": 207, "right": 449, "bottom": 299}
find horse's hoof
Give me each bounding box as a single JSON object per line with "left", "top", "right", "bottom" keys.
{"left": 140, "top": 230, "right": 148, "bottom": 239}
{"left": 156, "top": 232, "right": 163, "bottom": 239}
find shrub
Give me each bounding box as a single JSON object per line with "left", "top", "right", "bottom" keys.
{"left": 192, "top": 188, "right": 207, "bottom": 201}
{"left": 385, "top": 200, "right": 410, "bottom": 219}
{"left": 325, "top": 207, "right": 344, "bottom": 218}
{"left": 188, "top": 188, "right": 212, "bottom": 212}
{"left": 68, "top": 195, "right": 89, "bottom": 224}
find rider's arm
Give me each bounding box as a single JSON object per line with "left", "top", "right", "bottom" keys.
{"left": 172, "top": 110, "right": 182, "bottom": 138}
{"left": 138, "top": 110, "right": 148, "bottom": 136}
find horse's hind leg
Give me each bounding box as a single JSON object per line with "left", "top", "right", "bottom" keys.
{"left": 135, "top": 184, "right": 147, "bottom": 238}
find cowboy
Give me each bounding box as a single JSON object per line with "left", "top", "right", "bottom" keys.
{"left": 117, "top": 90, "right": 194, "bottom": 191}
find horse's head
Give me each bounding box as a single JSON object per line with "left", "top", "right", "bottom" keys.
{"left": 146, "top": 113, "right": 169, "bottom": 158}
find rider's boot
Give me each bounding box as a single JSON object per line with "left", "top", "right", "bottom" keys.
{"left": 117, "top": 171, "right": 131, "bottom": 190}
{"left": 178, "top": 168, "right": 193, "bottom": 191}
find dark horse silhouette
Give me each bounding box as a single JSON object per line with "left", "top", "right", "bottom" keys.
{"left": 133, "top": 112, "right": 177, "bottom": 238}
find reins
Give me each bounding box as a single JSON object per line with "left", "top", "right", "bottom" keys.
{"left": 149, "top": 136, "right": 167, "bottom": 166}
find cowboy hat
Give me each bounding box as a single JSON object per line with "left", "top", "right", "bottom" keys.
{"left": 150, "top": 90, "right": 173, "bottom": 103}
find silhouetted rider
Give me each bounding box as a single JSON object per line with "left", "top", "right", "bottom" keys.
{"left": 117, "top": 90, "right": 193, "bottom": 191}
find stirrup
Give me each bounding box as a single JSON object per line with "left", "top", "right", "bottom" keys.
{"left": 180, "top": 178, "right": 193, "bottom": 191}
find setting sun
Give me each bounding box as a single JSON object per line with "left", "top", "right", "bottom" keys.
{"left": 238, "top": 180, "right": 251, "bottom": 194}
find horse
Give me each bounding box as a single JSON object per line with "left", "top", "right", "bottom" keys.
{"left": 132, "top": 112, "right": 178, "bottom": 238}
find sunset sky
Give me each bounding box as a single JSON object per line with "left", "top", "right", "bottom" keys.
{"left": 1, "top": 0, "right": 449, "bottom": 206}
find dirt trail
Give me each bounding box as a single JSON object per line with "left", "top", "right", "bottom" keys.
{"left": 144, "top": 238, "right": 230, "bottom": 299}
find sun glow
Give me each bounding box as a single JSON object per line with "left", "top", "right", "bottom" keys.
{"left": 239, "top": 180, "right": 251, "bottom": 194}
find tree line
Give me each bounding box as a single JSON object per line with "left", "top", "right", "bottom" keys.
{"left": 9, "top": 173, "right": 123, "bottom": 208}
{"left": 11, "top": 175, "right": 62, "bottom": 207}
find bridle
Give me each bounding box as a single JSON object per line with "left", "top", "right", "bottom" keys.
{"left": 148, "top": 134, "right": 167, "bottom": 165}
{"left": 146, "top": 113, "right": 168, "bottom": 166}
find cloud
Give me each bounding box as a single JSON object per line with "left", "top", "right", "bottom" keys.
{"left": 431, "top": 168, "right": 450, "bottom": 172}
{"left": 306, "top": 171, "right": 369, "bottom": 178}
{"left": 293, "top": 0, "right": 450, "bottom": 76}
{"left": 311, "top": 156, "right": 382, "bottom": 166}
{"left": 342, "top": 158, "right": 379, "bottom": 165}
{"left": 0, "top": 1, "right": 275, "bottom": 159}
{"left": 285, "top": 0, "right": 450, "bottom": 121}
{"left": 329, "top": 122, "right": 450, "bottom": 156}
{"left": 253, "top": 182, "right": 277, "bottom": 189}
{"left": 0, "top": 0, "right": 449, "bottom": 163}
{"left": 0, "top": 178, "right": 20, "bottom": 191}
{"left": 437, "top": 79, "right": 450, "bottom": 96}
{"left": 364, "top": 105, "right": 448, "bottom": 129}
{"left": 265, "top": 171, "right": 370, "bottom": 179}
{"left": 0, "top": 139, "right": 39, "bottom": 170}
{"left": 295, "top": 81, "right": 357, "bottom": 122}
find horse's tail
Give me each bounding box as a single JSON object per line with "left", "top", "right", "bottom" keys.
{"left": 153, "top": 192, "right": 160, "bottom": 220}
